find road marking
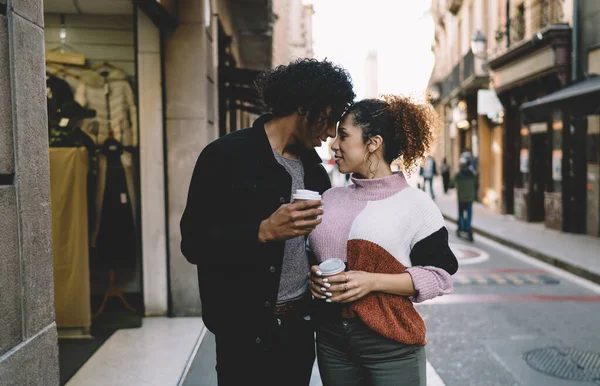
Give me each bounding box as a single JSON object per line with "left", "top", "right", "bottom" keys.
{"left": 445, "top": 221, "right": 600, "bottom": 294}
{"left": 426, "top": 360, "right": 446, "bottom": 386}
{"left": 421, "top": 293, "right": 600, "bottom": 305}
{"left": 491, "top": 274, "right": 507, "bottom": 284}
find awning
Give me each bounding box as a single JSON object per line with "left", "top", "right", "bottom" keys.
{"left": 521, "top": 76, "right": 600, "bottom": 112}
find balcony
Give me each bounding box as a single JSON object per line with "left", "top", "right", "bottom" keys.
{"left": 494, "top": 0, "right": 565, "bottom": 54}
{"left": 441, "top": 63, "right": 460, "bottom": 101}
{"left": 438, "top": 50, "right": 489, "bottom": 103}
{"left": 447, "top": 0, "right": 463, "bottom": 15}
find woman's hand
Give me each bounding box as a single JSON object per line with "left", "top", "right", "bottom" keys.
{"left": 308, "top": 265, "right": 331, "bottom": 301}
{"left": 326, "top": 271, "right": 377, "bottom": 303}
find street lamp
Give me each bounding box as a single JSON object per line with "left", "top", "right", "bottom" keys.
{"left": 471, "top": 30, "right": 487, "bottom": 59}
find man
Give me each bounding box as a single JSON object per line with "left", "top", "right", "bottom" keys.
{"left": 419, "top": 155, "right": 437, "bottom": 200}
{"left": 453, "top": 156, "right": 477, "bottom": 241}
{"left": 180, "top": 59, "right": 355, "bottom": 386}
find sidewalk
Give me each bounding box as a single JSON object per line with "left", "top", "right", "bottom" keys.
{"left": 411, "top": 175, "right": 600, "bottom": 284}
{"left": 66, "top": 317, "right": 205, "bottom": 386}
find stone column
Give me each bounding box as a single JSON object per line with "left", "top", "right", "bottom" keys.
{"left": 0, "top": 0, "right": 59, "bottom": 385}
{"left": 165, "top": 0, "right": 219, "bottom": 316}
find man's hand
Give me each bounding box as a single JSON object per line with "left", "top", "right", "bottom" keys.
{"left": 258, "top": 200, "right": 323, "bottom": 242}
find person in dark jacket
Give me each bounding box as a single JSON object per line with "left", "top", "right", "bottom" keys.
{"left": 441, "top": 157, "right": 451, "bottom": 194}
{"left": 180, "top": 59, "right": 355, "bottom": 386}
{"left": 452, "top": 157, "right": 477, "bottom": 241}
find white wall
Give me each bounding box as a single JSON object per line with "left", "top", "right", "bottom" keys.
{"left": 137, "top": 9, "right": 168, "bottom": 316}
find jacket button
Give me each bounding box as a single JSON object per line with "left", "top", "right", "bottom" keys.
{"left": 279, "top": 196, "right": 286, "bottom": 203}
{"left": 264, "top": 301, "right": 271, "bottom": 307}
{"left": 269, "top": 266, "right": 276, "bottom": 273}
{"left": 256, "top": 337, "right": 262, "bottom": 344}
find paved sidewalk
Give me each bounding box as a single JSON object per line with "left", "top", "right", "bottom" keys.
{"left": 66, "top": 317, "right": 205, "bottom": 386}
{"left": 409, "top": 174, "right": 600, "bottom": 284}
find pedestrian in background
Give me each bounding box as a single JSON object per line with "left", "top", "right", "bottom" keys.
{"left": 441, "top": 157, "right": 450, "bottom": 194}
{"left": 308, "top": 95, "right": 458, "bottom": 386}
{"left": 180, "top": 59, "right": 355, "bottom": 386}
{"left": 453, "top": 156, "right": 477, "bottom": 241}
{"left": 419, "top": 155, "right": 437, "bottom": 200}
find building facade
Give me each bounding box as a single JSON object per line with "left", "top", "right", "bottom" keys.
{"left": 431, "top": 0, "right": 600, "bottom": 237}
{"left": 0, "top": 0, "right": 311, "bottom": 383}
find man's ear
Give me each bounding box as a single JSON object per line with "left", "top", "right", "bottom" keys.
{"left": 297, "top": 107, "right": 308, "bottom": 116}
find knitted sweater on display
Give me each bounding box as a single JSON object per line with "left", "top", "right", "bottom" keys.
{"left": 308, "top": 172, "right": 458, "bottom": 345}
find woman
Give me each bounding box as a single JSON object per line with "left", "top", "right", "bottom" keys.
{"left": 308, "top": 96, "right": 458, "bottom": 386}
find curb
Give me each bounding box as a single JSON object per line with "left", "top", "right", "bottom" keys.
{"left": 442, "top": 214, "right": 600, "bottom": 286}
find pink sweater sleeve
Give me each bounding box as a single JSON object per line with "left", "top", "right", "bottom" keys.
{"left": 406, "top": 266, "right": 454, "bottom": 303}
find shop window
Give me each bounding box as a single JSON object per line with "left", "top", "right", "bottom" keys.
{"left": 551, "top": 111, "right": 563, "bottom": 192}
{"left": 518, "top": 126, "right": 529, "bottom": 188}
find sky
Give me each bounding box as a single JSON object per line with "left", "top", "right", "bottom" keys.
{"left": 309, "top": 0, "right": 435, "bottom": 159}
{"left": 310, "top": 0, "right": 435, "bottom": 101}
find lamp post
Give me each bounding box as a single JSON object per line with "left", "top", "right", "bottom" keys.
{"left": 471, "top": 30, "right": 488, "bottom": 70}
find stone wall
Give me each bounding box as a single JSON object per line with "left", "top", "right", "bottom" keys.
{"left": 0, "top": 1, "right": 59, "bottom": 384}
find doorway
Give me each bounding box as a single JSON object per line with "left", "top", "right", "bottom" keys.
{"left": 529, "top": 132, "right": 547, "bottom": 222}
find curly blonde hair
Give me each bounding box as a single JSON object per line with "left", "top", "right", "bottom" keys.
{"left": 346, "top": 94, "right": 439, "bottom": 172}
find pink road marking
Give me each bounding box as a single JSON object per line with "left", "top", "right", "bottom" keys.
{"left": 420, "top": 294, "right": 600, "bottom": 305}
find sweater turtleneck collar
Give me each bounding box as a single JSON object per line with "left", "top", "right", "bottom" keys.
{"left": 350, "top": 172, "right": 410, "bottom": 201}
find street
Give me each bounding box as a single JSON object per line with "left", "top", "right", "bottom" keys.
{"left": 418, "top": 221, "right": 600, "bottom": 386}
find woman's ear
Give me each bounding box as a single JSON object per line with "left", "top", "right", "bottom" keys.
{"left": 297, "top": 107, "right": 307, "bottom": 116}
{"left": 368, "top": 135, "right": 384, "bottom": 153}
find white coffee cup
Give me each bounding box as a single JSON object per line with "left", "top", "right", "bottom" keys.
{"left": 318, "top": 258, "right": 346, "bottom": 298}
{"left": 292, "top": 189, "right": 321, "bottom": 202}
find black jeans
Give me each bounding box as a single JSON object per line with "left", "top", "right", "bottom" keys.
{"left": 317, "top": 318, "right": 426, "bottom": 386}
{"left": 215, "top": 313, "right": 315, "bottom": 386}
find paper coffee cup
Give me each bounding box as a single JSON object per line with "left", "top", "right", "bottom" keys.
{"left": 292, "top": 189, "right": 321, "bottom": 202}
{"left": 318, "top": 258, "right": 346, "bottom": 298}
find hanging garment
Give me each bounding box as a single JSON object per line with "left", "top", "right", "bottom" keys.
{"left": 94, "top": 137, "right": 136, "bottom": 274}
{"left": 46, "top": 73, "right": 74, "bottom": 130}
{"left": 75, "top": 68, "right": 138, "bottom": 147}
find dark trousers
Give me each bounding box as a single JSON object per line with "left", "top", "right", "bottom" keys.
{"left": 442, "top": 172, "right": 450, "bottom": 193}
{"left": 421, "top": 177, "right": 435, "bottom": 199}
{"left": 215, "top": 314, "right": 315, "bottom": 386}
{"left": 317, "top": 318, "right": 426, "bottom": 386}
{"left": 458, "top": 201, "right": 473, "bottom": 233}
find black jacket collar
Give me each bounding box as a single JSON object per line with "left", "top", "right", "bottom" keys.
{"left": 249, "top": 114, "right": 324, "bottom": 167}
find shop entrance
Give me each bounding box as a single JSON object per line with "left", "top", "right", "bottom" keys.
{"left": 43, "top": 2, "right": 168, "bottom": 383}
{"left": 529, "top": 131, "right": 547, "bottom": 222}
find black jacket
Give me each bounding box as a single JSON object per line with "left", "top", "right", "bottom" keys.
{"left": 180, "top": 115, "right": 331, "bottom": 346}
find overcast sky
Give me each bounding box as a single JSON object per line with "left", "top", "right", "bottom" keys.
{"left": 310, "top": 0, "right": 434, "bottom": 101}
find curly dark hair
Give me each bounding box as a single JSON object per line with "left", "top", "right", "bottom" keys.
{"left": 254, "top": 58, "right": 355, "bottom": 127}
{"left": 346, "top": 95, "right": 438, "bottom": 171}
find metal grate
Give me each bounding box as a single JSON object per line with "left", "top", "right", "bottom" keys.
{"left": 524, "top": 347, "right": 600, "bottom": 383}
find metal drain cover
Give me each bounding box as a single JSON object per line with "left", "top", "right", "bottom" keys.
{"left": 523, "top": 346, "right": 600, "bottom": 383}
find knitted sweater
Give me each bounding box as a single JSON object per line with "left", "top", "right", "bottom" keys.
{"left": 308, "top": 172, "right": 458, "bottom": 345}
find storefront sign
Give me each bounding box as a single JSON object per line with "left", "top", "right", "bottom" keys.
{"left": 552, "top": 150, "right": 562, "bottom": 181}
{"left": 530, "top": 122, "right": 548, "bottom": 134}
{"left": 520, "top": 149, "right": 529, "bottom": 173}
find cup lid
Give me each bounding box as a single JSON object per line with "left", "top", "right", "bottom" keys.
{"left": 318, "top": 258, "right": 345, "bottom": 275}
{"left": 292, "top": 189, "right": 321, "bottom": 200}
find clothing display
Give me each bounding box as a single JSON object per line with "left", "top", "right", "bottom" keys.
{"left": 49, "top": 147, "right": 92, "bottom": 329}
{"left": 46, "top": 58, "right": 141, "bottom": 326}
{"left": 94, "top": 136, "right": 137, "bottom": 274}
{"left": 46, "top": 73, "right": 75, "bottom": 129}
{"left": 75, "top": 68, "right": 138, "bottom": 147}
{"left": 308, "top": 172, "right": 458, "bottom": 345}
